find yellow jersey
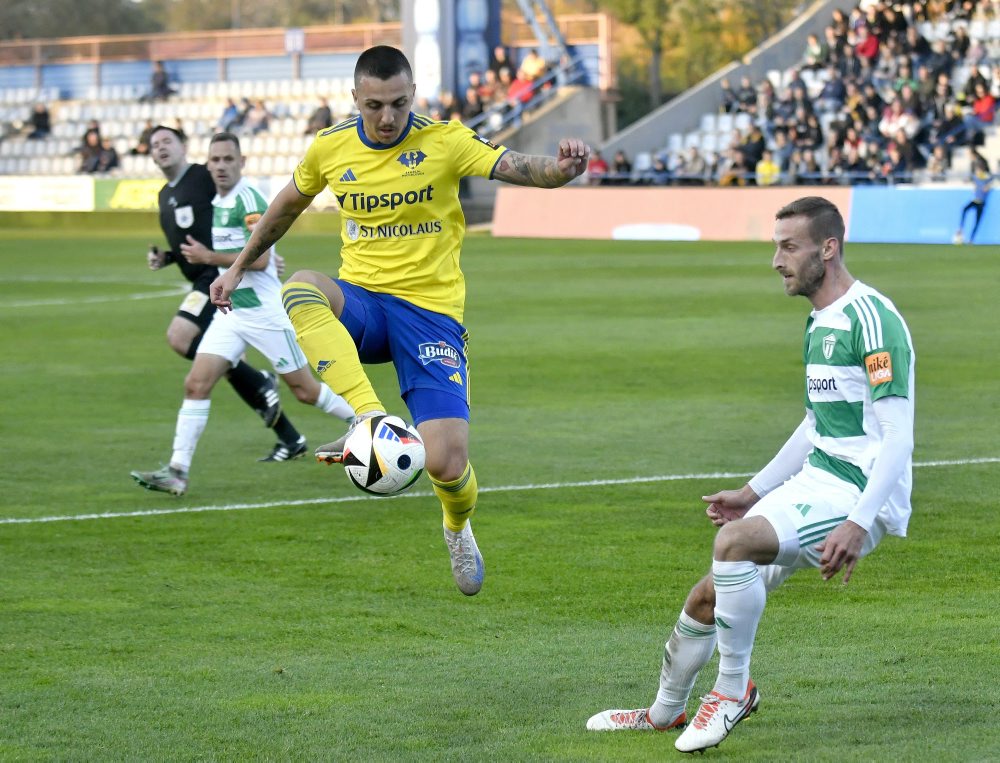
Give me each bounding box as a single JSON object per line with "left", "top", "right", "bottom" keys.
{"left": 294, "top": 113, "right": 508, "bottom": 321}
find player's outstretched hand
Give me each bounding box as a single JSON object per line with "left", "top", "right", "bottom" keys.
{"left": 210, "top": 269, "right": 241, "bottom": 313}
{"left": 179, "top": 234, "right": 212, "bottom": 264}
{"left": 702, "top": 485, "right": 760, "bottom": 527}
{"left": 816, "top": 520, "right": 867, "bottom": 583}
{"left": 556, "top": 138, "right": 591, "bottom": 180}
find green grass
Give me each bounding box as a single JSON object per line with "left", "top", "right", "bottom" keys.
{"left": 1, "top": 223, "right": 998, "bottom": 760}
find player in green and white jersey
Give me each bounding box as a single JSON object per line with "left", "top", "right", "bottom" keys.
{"left": 587, "top": 197, "right": 915, "bottom": 753}
{"left": 131, "top": 133, "right": 354, "bottom": 496}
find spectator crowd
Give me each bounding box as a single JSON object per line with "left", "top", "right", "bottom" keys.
{"left": 588, "top": 0, "right": 1000, "bottom": 186}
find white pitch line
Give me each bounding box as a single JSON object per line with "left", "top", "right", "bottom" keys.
{"left": 2, "top": 286, "right": 189, "bottom": 309}
{"left": 2, "top": 457, "right": 997, "bottom": 526}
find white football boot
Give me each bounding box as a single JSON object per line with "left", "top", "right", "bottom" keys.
{"left": 674, "top": 680, "right": 759, "bottom": 753}
{"left": 443, "top": 522, "right": 485, "bottom": 595}
{"left": 586, "top": 707, "right": 687, "bottom": 731}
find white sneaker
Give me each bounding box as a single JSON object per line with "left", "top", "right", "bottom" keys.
{"left": 674, "top": 680, "right": 759, "bottom": 753}
{"left": 443, "top": 522, "right": 485, "bottom": 596}
{"left": 586, "top": 707, "right": 686, "bottom": 731}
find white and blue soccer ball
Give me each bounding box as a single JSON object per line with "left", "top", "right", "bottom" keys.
{"left": 342, "top": 414, "right": 425, "bottom": 495}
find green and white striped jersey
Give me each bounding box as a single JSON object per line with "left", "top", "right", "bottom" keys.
{"left": 212, "top": 178, "right": 285, "bottom": 328}
{"left": 803, "top": 280, "right": 915, "bottom": 536}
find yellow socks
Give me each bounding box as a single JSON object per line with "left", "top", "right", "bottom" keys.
{"left": 432, "top": 462, "right": 478, "bottom": 532}
{"left": 281, "top": 282, "right": 383, "bottom": 415}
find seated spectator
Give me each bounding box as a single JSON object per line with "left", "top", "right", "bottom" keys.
{"left": 929, "top": 102, "right": 967, "bottom": 150}
{"left": 964, "top": 82, "right": 997, "bottom": 140}
{"left": 816, "top": 65, "right": 846, "bottom": 112}
{"left": 802, "top": 32, "right": 828, "bottom": 70}
{"left": 879, "top": 99, "right": 919, "bottom": 141}
{"left": 96, "top": 137, "right": 120, "bottom": 173}
{"left": 462, "top": 87, "right": 484, "bottom": 121}
{"left": 799, "top": 148, "right": 823, "bottom": 183}
{"left": 77, "top": 130, "right": 102, "bottom": 173}
{"left": 853, "top": 25, "right": 880, "bottom": 67}
{"left": 925, "top": 143, "right": 950, "bottom": 181}
{"left": 648, "top": 155, "right": 671, "bottom": 185}
{"left": 611, "top": 150, "right": 632, "bottom": 184}
{"left": 720, "top": 78, "right": 739, "bottom": 114}
{"left": 736, "top": 75, "right": 757, "bottom": 113}
{"left": 489, "top": 44, "right": 513, "bottom": 78}
{"left": 130, "top": 119, "right": 155, "bottom": 155}
{"left": 880, "top": 143, "right": 910, "bottom": 183}
{"left": 26, "top": 103, "right": 51, "bottom": 139}
{"left": 678, "top": 146, "right": 708, "bottom": 185}
{"left": 842, "top": 145, "right": 869, "bottom": 183}
{"left": 140, "top": 61, "right": 176, "bottom": 103}
{"left": 924, "top": 38, "right": 953, "bottom": 79}
{"left": 771, "top": 128, "right": 795, "bottom": 170}
{"left": 518, "top": 48, "right": 547, "bottom": 82}
{"left": 242, "top": 99, "right": 271, "bottom": 135}
{"left": 306, "top": 97, "right": 333, "bottom": 134}
{"left": 586, "top": 150, "right": 609, "bottom": 185}
{"left": 717, "top": 148, "right": 748, "bottom": 186}
{"left": 739, "top": 124, "right": 766, "bottom": 167}
{"left": 506, "top": 70, "right": 535, "bottom": 115}
{"left": 214, "top": 98, "right": 241, "bottom": 133}
{"left": 754, "top": 148, "right": 781, "bottom": 186}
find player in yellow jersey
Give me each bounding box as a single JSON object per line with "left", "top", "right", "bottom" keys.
{"left": 211, "top": 45, "right": 590, "bottom": 596}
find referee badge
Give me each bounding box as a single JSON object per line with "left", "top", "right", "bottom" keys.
{"left": 174, "top": 205, "right": 194, "bottom": 229}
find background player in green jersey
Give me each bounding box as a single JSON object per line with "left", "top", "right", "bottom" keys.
{"left": 210, "top": 46, "right": 591, "bottom": 596}
{"left": 587, "top": 196, "right": 915, "bottom": 753}
{"left": 145, "top": 124, "right": 306, "bottom": 461}
{"left": 132, "top": 132, "right": 354, "bottom": 496}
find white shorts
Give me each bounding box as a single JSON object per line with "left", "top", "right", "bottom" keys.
{"left": 197, "top": 311, "right": 308, "bottom": 374}
{"left": 747, "top": 462, "right": 886, "bottom": 591}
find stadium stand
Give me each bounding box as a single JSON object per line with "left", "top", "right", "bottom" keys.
{"left": 591, "top": 0, "right": 1000, "bottom": 187}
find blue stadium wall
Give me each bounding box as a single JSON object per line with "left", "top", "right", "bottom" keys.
{"left": 847, "top": 187, "right": 1000, "bottom": 245}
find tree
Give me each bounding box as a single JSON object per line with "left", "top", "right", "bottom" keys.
{"left": 602, "top": 0, "right": 671, "bottom": 109}
{"left": 0, "top": 0, "right": 156, "bottom": 40}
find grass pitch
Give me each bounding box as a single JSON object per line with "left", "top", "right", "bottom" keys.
{"left": 1, "top": 218, "right": 998, "bottom": 760}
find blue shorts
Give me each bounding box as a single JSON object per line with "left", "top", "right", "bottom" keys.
{"left": 335, "top": 279, "right": 470, "bottom": 426}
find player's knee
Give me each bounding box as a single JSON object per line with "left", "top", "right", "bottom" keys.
{"left": 425, "top": 448, "right": 468, "bottom": 483}
{"left": 713, "top": 522, "right": 753, "bottom": 562}
{"left": 284, "top": 269, "right": 323, "bottom": 287}
{"left": 165, "top": 330, "right": 189, "bottom": 357}
{"left": 290, "top": 384, "right": 316, "bottom": 405}
{"left": 183, "top": 372, "right": 213, "bottom": 399}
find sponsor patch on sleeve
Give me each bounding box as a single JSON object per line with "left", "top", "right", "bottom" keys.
{"left": 244, "top": 212, "right": 262, "bottom": 229}
{"left": 865, "top": 351, "right": 893, "bottom": 386}
{"left": 471, "top": 133, "right": 500, "bottom": 150}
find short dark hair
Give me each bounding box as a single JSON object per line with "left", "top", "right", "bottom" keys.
{"left": 209, "top": 131, "right": 241, "bottom": 153}
{"left": 149, "top": 124, "right": 185, "bottom": 143}
{"left": 775, "top": 196, "right": 845, "bottom": 250}
{"left": 354, "top": 45, "right": 412, "bottom": 86}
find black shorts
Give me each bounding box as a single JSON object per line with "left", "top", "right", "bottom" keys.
{"left": 174, "top": 271, "right": 218, "bottom": 332}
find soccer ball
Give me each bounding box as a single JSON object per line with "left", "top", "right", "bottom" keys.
{"left": 342, "top": 414, "right": 425, "bottom": 495}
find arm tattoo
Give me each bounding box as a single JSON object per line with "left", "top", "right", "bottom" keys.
{"left": 494, "top": 151, "right": 566, "bottom": 188}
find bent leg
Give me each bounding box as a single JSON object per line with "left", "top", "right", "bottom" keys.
{"left": 281, "top": 271, "right": 382, "bottom": 415}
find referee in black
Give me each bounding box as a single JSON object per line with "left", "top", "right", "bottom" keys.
{"left": 145, "top": 124, "right": 307, "bottom": 461}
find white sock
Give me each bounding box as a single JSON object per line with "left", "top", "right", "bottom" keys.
{"left": 649, "top": 610, "right": 717, "bottom": 727}
{"left": 315, "top": 383, "right": 355, "bottom": 421}
{"left": 170, "top": 399, "right": 211, "bottom": 473}
{"left": 712, "top": 559, "right": 766, "bottom": 699}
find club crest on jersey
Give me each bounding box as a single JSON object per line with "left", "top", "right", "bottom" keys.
{"left": 823, "top": 333, "right": 836, "bottom": 360}
{"left": 418, "top": 341, "right": 460, "bottom": 368}
{"left": 398, "top": 149, "right": 427, "bottom": 171}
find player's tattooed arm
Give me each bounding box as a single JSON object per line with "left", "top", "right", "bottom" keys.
{"left": 494, "top": 151, "right": 567, "bottom": 188}
{"left": 232, "top": 184, "right": 312, "bottom": 273}
{"left": 493, "top": 139, "right": 590, "bottom": 188}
